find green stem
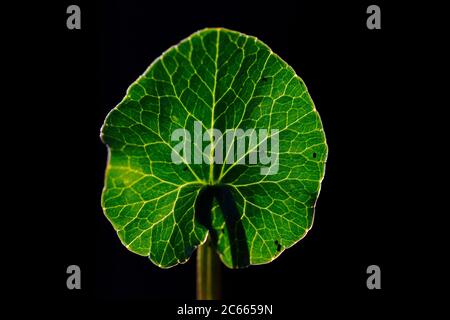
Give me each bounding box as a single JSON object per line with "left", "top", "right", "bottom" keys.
{"left": 196, "top": 236, "right": 221, "bottom": 300}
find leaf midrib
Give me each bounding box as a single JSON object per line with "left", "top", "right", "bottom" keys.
{"left": 209, "top": 29, "right": 220, "bottom": 184}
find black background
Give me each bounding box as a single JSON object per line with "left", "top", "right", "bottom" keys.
{"left": 25, "top": 0, "right": 433, "bottom": 315}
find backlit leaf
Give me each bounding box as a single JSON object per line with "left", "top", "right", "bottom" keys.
{"left": 101, "top": 28, "right": 327, "bottom": 268}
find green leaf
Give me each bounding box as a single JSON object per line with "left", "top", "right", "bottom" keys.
{"left": 101, "top": 28, "right": 327, "bottom": 268}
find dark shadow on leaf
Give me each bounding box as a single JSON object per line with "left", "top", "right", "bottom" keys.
{"left": 215, "top": 186, "right": 250, "bottom": 268}
{"left": 195, "top": 186, "right": 216, "bottom": 241}
{"left": 195, "top": 185, "right": 250, "bottom": 268}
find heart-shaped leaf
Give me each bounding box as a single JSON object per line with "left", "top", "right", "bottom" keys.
{"left": 101, "top": 28, "right": 327, "bottom": 268}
